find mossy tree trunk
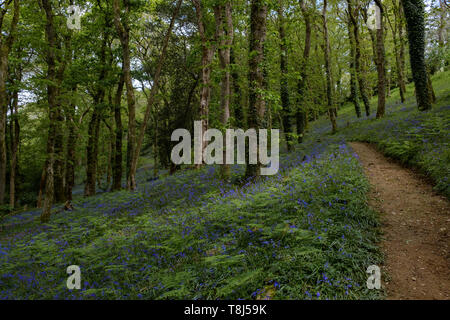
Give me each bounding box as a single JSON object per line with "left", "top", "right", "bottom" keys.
{"left": 41, "top": 0, "right": 58, "bottom": 223}
{"left": 349, "top": 0, "right": 371, "bottom": 116}
{"left": 214, "top": 1, "right": 234, "bottom": 178}
{"left": 375, "top": 0, "right": 387, "bottom": 119}
{"left": 0, "top": 0, "right": 19, "bottom": 205}
{"left": 401, "top": 0, "right": 432, "bottom": 111}
{"left": 245, "top": 0, "right": 267, "bottom": 179}
{"left": 193, "top": 0, "right": 215, "bottom": 169}
{"left": 112, "top": 71, "right": 124, "bottom": 191}
{"left": 9, "top": 70, "right": 20, "bottom": 208}
{"left": 278, "top": 0, "right": 292, "bottom": 151}
{"left": 346, "top": 1, "right": 361, "bottom": 118}
{"left": 322, "top": 0, "right": 337, "bottom": 134}
{"left": 65, "top": 85, "right": 77, "bottom": 201}
{"left": 231, "top": 46, "right": 243, "bottom": 128}
{"left": 85, "top": 27, "right": 107, "bottom": 197}
{"left": 387, "top": 0, "right": 407, "bottom": 103}
{"left": 113, "top": 0, "right": 138, "bottom": 190}
{"left": 130, "top": 0, "right": 181, "bottom": 185}
{"left": 296, "top": 0, "right": 313, "bottom": 144}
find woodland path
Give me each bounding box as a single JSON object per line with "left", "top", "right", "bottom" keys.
{"left": 349, "top": 142, "right": 450, "bottom": 300}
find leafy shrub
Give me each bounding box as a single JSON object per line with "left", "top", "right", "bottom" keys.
{"left": 0, "top": 144, "right": 382, "bottom": 300}
{"left": 0, "top": 205, "right": 13, "bottom": 218}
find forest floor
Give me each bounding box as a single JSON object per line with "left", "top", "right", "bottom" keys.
{"left": 349, "top": 142, "right": 450, "bottom": 300}
{"left": 1, "top": 71, "right": 449, "bottom": 300}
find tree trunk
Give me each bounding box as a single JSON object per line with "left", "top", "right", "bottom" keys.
{"left": 40, "top": 0, "right": 58, "bottom": 223}
{"left": 37, "top": 161, "right": 47, "bottom": 208}
{"left": 387, "top": 0, "right": 407, "bottom": 103}
{"left": 230, "top": 46, "right": 243, "bottom": 128}
{"left": 41, "top": 0, "right": 69, "bottom": 215}
{"left": 0, "top": 0, "right": 19, "bottom": 205}
{"left": 427, "top": 68, "right": 436, "bottom": 103}
{"left": 398, "top": 16, "right": 408, "bottom": 99}
{"left": 438, "top": 0, "right": 446, "bottom": 54}
{"left": 53, "top": 29, "right": 71, "bottom": 204}
{"left": 346, "top": 2, "right": 361, "bottom": 118}
{"left": 374, "top": 0, "right": 387, "bottom": 118}
{"left": 397, "top": 3, "right": 408, "bottom": 88}
{"left": 401, "top": 0, "right": 432, "bottom": 111}
{"left": 129, "top": 0, "right": 182, "bottom": 187}
{"left": 113, "top": 0, "right": 137, "bottom": 191}
{"left": 153, "top": 113, "right": 158, "bottom": 178}
{"left": 386, "top": 61, "right": 391, "bottom": 97}
{"left": 350, "top": 2, "right": 371, "bottom": 117}
{"left": 278, "top": 0, "right": 292, "bottom": 151}
{"left": 65, "top": 85, "right": 77, "bottom": 201}
{"left": 85, "top": 32, "right": 107, "bottom": 197}
{"left": 394, "top": 29, "right": 406, "bottom": 103}
{"left": 105, "top": 96, "right": 114, "bottom": 191}
{"left": 97, "top": 128, "right": 104, "bottom": 190}
{"left": 214, "top": 1, "right": 234, "bottom": 178}
{"left": 9, "top": 71, "right": 20, "bottom": 208}
{"left": 322, "top": 0, "right": 337, "bottom": 134}
{"left": 53, "top": 103, "right": 65, "bottom": 203}
{"left": 193, "top": 0, "right": 214, "bottom": 169}
{"left": 245, "top": 0, "right": 267, "bottom": 179}
{"left": 85, "top": 107, "right": 101, "bottom": 197}
{"left": 112, "top": 71, "right": 124, "bottom": 191}
{"left": 296, "top": 0, "right": 313, "bottom": 143}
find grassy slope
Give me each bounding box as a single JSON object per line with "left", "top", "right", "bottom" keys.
{"left": 0, "top": 72, "right": 448, "bottom": 300}
{"left": 313, "top": 70, "right": 449, "bottom": 198}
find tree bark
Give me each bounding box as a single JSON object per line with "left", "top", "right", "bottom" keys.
{"left": 387, "top": 0, "right": 407, "bottom": 103}
{"left": 53, "top": 30, "right": 72, "bottom": 203}
{"left": 322, "top": 0, "right": 337, "bottom": 134}
{"left": 214, "top": 1, "right": 234, "bottom": 178}
{"left": 104, "top": 115, "right": 113, "bottom": 190}
{"left": 129, "top": 0, "right": 182, "bottom": 187}
{"left": 346, "top": 2, "right": 361, "bottom": 118}
{"left": 153, "top": 111, "right": 158, "bottom": 178}
{"left": 437, "top": 0, "right": 446, "bottom": 49}
{"left": 0, "top": 0, "right": 19, "bottom": 205}
{"left": 65, "top": 85, "right": 77, "bottom": 201}
{"left": 399, "top": 9, "right": 407, "bottom": 84}
{"left": 85, "top": 108, "right": 101, "bottom": 197}
{"left": 245, "top": 0, "right": 267, "bottom": 179}
{"left": 53, "top": 99, "right": 65, "bottom": 203}
{"left": 193, "top": 0, "right": 215, "bottom": 169}
{"left": 296, "top": 0, "right": 313, "bottom": 143}
{"left": 9, "top": 65, "right": 20, "bottom": 208}
{"left": 112, "top": 70, "right": 124, "bottom": 191}
{"left": 278, "top": 0, "right": 292, "bottom": 151}
{"left": 41, "top": 0, "right": 57, "bottom": 223}
{"left": 427, "top": 68, "right": 436, "bottom": 103}
{"left": 374, "top": 0, "right": 387, "bottom": 118}
{"left": 348, "top": 0, "right": 371, "bottom": 116}
{"left": 231, "top": 46, "right": 243, "bottom": 128}
{"left": 401, "top": 0, "right": 432, "bottom": 111}
{"left": 37, "top": 161, "right": 47, "bottom": 208}
{"left": 85, "top": 34, "right": 107, "bottom": 197}
{"left": 113, "top": 0, "right": 137, "bottom": 190}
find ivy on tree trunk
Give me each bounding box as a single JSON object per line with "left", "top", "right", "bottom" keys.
{"left": 401, "top": 0, "right": 432, "bottom": 111}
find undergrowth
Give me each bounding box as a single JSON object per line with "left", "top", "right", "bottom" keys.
{"left": 1, "top": 71, "right": 448, "bottom": 300}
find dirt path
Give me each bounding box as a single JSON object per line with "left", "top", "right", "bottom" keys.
{"left": 349, "top": 142, "right": 450, "bottom": 300}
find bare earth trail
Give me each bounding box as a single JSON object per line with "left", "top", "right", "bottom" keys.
{"left": 349, "top": 142, "right": 450, "bottom": 300}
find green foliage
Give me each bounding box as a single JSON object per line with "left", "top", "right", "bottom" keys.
{"left": 380, "top": 140, "right": 419, "bottom": 164}
{"left": 2, "top": 0, "right": 449, "bottom": 302}
{"left": 322, "top": 70, "right": 450, "bottom": 198}
{"left": 0, "top": 205, "right": 13, "bottom": 218}
{"left": 0, "top": 139, "right": 383, "bottom": 300}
